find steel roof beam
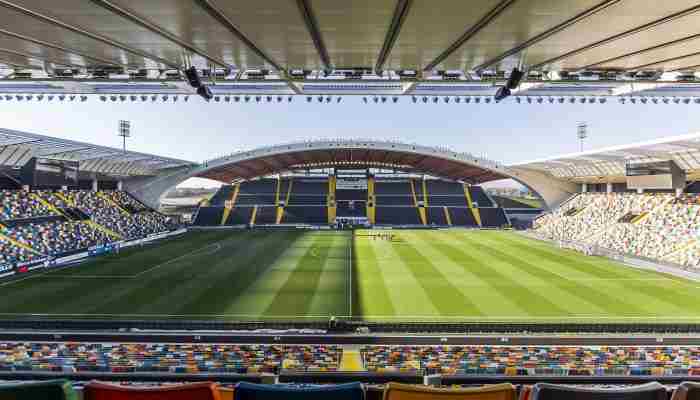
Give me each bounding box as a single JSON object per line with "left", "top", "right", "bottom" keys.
{"left": 87, "top": 0, "right": 229, "bottom": 68}
{"left": 628, "top": 50, "right": 700, "bottom": 71}
{"left": 581, "top": 33, "right": 700, "bottom": 70}
{"left": 472, "top": 0, "right": 623, "bottom": 72}
{"left": 0, "top": 47, "right": 85, "bottom": 69}
{"left": 0, "top": 61, "right": 42, "bottom": 70}
{"left": 529, "top": 3, "right": 700, "bottom": 71}
{"left": 0, "top": 28, "right": 125, "bottom": 68}
{"left": 375, "top": 0, "right": 412, "bottom": 74}
{"left": 296, "top": 0, "right": 331, "bottom": 71}
{"left": 194, "top": 0, "right": 301, "bottom": 93}
{"left": 0, "top": 0, "right": 179, "bottom": 69}
{"left": 423, "top": 0, "right": 517, "bottom": 71}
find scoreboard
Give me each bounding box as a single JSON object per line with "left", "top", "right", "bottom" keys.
{"left": 21, "top": 157, "right": 79, "bottom": 187}
{"left": 625, "top": 160, "right": 685, "bottom": 190}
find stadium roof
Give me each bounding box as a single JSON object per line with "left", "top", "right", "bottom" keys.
{"left": 195, "top": 139, "right": 508, "bottom": 184}
{"left": 3, "top": 1, "right": 700, "bottom": 98}
{"left": 512, "top": 132, "right": 700, "bottom": 183}
{"left": 0, "top": 128, "right": 195, "bottom": 177}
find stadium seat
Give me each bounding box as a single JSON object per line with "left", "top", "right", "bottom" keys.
{"left": 0, "top": 379, "right": 78, "bottom": 400}
{"left": 383, "top": 382, "right": 515, "bottom": 400}
{"left": 233, "top": 381, "right": 364, "bottom": 400}
{"left": 529, "top": 382, "right": 666, "bottom": 400}
{"left": 671, "top": 382, "right": 700, "bottom": 400}
{"left": 82, "top": 381, "right": 221, "bottom": 400}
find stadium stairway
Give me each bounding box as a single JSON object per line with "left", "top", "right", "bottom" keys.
{"left": 366, "top": 176, "right": 376, "bottom": 224}
{"left": 220, "top": 183, "right": 240, "bottom": 225}
{"left": 96, "top": 192, "right": 130, "bottom": 215}
{"left": 339, "top": 345, "right": 366, "bottom": 372}
{"left": 0, "top": 227, "right": 45, "bottom": 256}
{"left": 409, "top": 179, "right": 427, "bottom": 225}
{"left": 463, "top": 184, "right": 482, "bottom": 227}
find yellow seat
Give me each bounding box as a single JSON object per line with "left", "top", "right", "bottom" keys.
{"left": 383, "top": 382, "right": 516, "bottom": 400}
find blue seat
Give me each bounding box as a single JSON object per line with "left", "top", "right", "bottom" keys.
{"left": 530, "top": 382, "right": 666, "bottom": 400}
{"left": 233, "top": 382, "right": 364, "bottom": 400}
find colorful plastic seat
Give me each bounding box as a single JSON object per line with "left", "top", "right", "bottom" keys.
{"left": 383, "top": 382, "right": 516, "bottom": 400}
{"left": 0, "top": 379, "right": 78, "bottom": 400}
{"left": 83, "top": 381, "right": 221, "bottom": 400}
{"left": 233, "top": 381, "right": 364, "bottom": 400}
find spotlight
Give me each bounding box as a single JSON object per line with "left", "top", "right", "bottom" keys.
{"left": 412, "top": 96, "right": 417, "bottom": 103}
{"left": 224, "top": 96, "right": 230, "bottom": 102}
{"left": 373, "top": 97, "right": 379, "bottom": 103}
{"left": 288, "top": 96, "right": 293, "bottom": 102}
{"left": 548, "top": 97, "right": 555, "bottom": 104}
{"left": 214, "top": 96, "right": 221, "bottom": 102}
{"left": 652, "top": 98, "right": 659, "bottom": 104}
{"left": 26, "top": 95, "right": 33, "bottom": 101}
{"left": 173, "top": 95, "right": 178, "bottom": 102}
{"left": 58, "top": 95, "right": 65, "bottom": 101}
{"left": 109, "top": 95, "right": 117, "bottom": 102}
{"left": 588, "top": 97, "right": 595, "bottom": 104}
{"left": 183, "top": 95, "right": 189, "bottom": 102}
{"left": 130, "top": 95, "right": 137, "bottom": 102}
{"left": 233, "top": 96, "right": 240, "bottom": 102}
{"left": 640, "top": 98, "right": 647, "bottom": 104}
{"left": 117, "top": 95, "right": 125, "bottom": 101}
{"left": 16, "top": 95, "right": 24, "bottom": 101}
{"left": 443, "top": 97, "right": 449, "bottom": 103}
{"left": 474, "top": 97, "right": 481, "bottom": 103}
{"left": 326, "top": 96, "right": 331, "bottom": 103}
{"left": 454, "top": 97, "right": 461, "bottom": 103}
{"left": 526, "top": 97, "right": 532, "bottom": 104}
{"left": 630, "top": 98, "right": 636, "bottom": 104}
{"left": 36, "top": 95, "right": 43, "bottom": 101}
{"left": 363, "top": 97, "right": 368, "bottom": 103}
{"left": 568, "top": 97, "right": 576, "bottom": 104}
{"left": 392, "top": 96, "right": 398, "bottom": 103}
{"left": 464, "top": 97, "right": 471, "bottom": 103}
{"left": 484, "top": 97, "right": 491, "bottom": 103}
{"left": 432, "top": 97, "right": 438, "bottom": 103}
{"left": 244, "top": 96, "right": 251, "bottom": 102}
{"left": 306, "top": 96, "right": 312, "bottom": 103}
{"left": 558, "top": 97, "right": 565, "bottom": 104}
{"left": 336, "top": 97, "right": 341, "bottom": 103}
{"left": 516, "top": 97, "right": 521, "bottom": 103}
{"left": 619, "top": 97, "right": 626, "bottom": 104}
{"left": 598, "top": 97, "right": 606, "bottom": 104}
{"left": 673, "top": 97, "right": 681, "bottom": 104}
{"left": 5, "top": 95, "right": 11, "bottom": 100}
{"left": 79, "top": 95, "right": 87, "bottom": 102}
{"left": 662, "top": 97, "right": 669, "bottom": 104}
{"left": 381, "top": 96, "right": 387, "bottom": 103}
{"left": 579, "top": 97, "right": 586, "bottom": 104}
{"left": 276, "top": 96, "right": 282, "bottom": 102}
{"left": 536, "top": 97, "right": 543, "bottom": 104}
{"left": 255, "top": 96, "right": 261, "bottom": 102}
{"left": 266, "top": 96, "right": 272, "bottom": 102}
{"left": 683, "top": 98, "right": 691, "bottom": 104}
{"left": 422, "top": 96, "right": 428, "bottom": 103}
{"left": 100, "top": 95, "right": 107, "bottom": 102}
{"left": 695, "top": 98, "right": 700, "bottom": 104}
{"left": 317, "top": 96, "right": 323, "bottom": 103}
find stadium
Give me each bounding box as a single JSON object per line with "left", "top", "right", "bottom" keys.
{"left": 4, "top": 0, "right": 700, "bottom": 399}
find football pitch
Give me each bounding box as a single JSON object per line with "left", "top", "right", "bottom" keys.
{"left": 1, "top": 229, "right": 700, "bottom": 323}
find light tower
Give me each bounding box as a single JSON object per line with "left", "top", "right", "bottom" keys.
{"left": 118, "top": 120, "right": 131, "bottom": 152}
{"left": 577, "top": 122, "right": 587, "bottom": 152}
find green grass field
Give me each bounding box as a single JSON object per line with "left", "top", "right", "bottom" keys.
{"left": 1, "top": 229, "right": 699, "bottom": 322}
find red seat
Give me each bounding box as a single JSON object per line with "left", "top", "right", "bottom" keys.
{"left": 83, "top": 381, "right": 222, "bottom": 400}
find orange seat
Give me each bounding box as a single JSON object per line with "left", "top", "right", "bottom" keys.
{"left": 219, "top": 387, "right": 235, "bottom": 400}
{"left": 83, "top": 381, "right": 222, "bottom": 400}
{"left": 383, "top": 382, "right": 516, "bottom": 400}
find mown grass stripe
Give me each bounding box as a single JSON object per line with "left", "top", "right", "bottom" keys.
{"left": 498, "top": 232, "right": 700, "bottom": 314}
{"left": 353, "top": 233, "right": 396, "bottom": 317}
{"left": 263, "top": 234, "right": 333, "bottom": 316}
{"left": 474, "top": 235, "right": 650, "bottom": 316}
{"left": 433, "top": 236, "right": 568, "bottom": 317}
{"left": 391, "top": 233, "right": 484, "bottom": 317}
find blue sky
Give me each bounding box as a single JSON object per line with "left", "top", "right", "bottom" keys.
{"left": 0, "top": 95, "right": 697, "bottom": 186}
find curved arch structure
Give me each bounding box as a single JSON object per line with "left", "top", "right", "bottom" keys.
{"left": 123, "top": 139, "right": 576, "bottom": 211}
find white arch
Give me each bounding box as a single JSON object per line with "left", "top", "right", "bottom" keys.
{"left": 123, "top": 139, "right": 576, "bottom": 210}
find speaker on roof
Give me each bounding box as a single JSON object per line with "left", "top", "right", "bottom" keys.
{"left": 184, "top": 66, "right": 203, "bottom": 88}
{"left": 506, "top": 68, "right": 524, "bottom": 90}
{"left": 196, "top": 85, "right": 213, "bottom": 101}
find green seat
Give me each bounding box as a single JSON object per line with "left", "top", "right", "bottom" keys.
{"left": 0, "top": 379, "right": 78, "bottom": 400}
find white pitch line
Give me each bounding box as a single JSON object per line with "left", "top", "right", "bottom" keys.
{"left": 133, "top": 243, "right": 222, "bottom": 277}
